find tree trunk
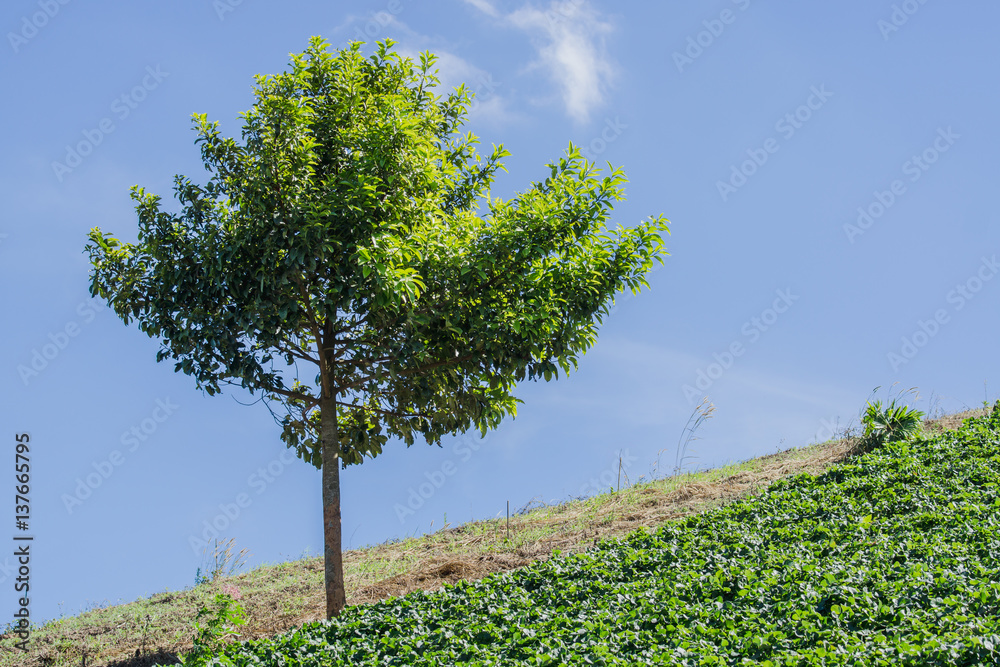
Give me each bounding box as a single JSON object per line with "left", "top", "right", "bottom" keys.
{"left": 321, "top": 392, "right": 346, "bottom": 618}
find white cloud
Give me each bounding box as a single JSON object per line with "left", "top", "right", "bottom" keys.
{"left": 329, "top": 10, "right": 516, "bottom": 126}
{"left": 466, "top": 94, "right": 516, "bottom": 125}
{"left": 461, "top": 0, "right": 500, "bottom": 18}
{"left": 399, "top": 47, "right": 516, "bottom": 125}
{"left": 334, "top": 7, "right": 566, "bottom": 127}
{"left": 327, "top": 8, "right": 410, "bottom": 49}
{"left": 421, "top": 49, "right": 486, "bottom": 94}
{"left": 467, "top": 0, "right": 616, "bottom": 124}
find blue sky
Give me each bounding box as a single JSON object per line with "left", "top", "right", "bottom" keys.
{"left": 2, "top": 0, "right": 999, "bottom": 626}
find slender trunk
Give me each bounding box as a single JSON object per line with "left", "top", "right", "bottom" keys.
{"left": 321, "top": 392, "right": 346, "bottom": 618}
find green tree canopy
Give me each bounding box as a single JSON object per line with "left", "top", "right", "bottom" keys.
{"left": 86, "top": 36, "right": 669, "bottom": 617}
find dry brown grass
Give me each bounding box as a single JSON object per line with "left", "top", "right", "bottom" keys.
{"left": 2, "top": 407, "right": 988, "bottom": 667}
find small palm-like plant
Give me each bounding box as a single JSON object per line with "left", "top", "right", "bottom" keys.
{"left": 857, "top": 386, "right": 924, "bottom": 454}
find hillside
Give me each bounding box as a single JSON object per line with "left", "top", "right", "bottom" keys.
{"left": 0, "top": 407, "right": 992, "bottom": 666}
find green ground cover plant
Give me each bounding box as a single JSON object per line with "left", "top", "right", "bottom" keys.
{"left": 178, "top": 589, "right": 247, "bottom": 666}
{"left": 179, "top": 404, "right": 1000, "bottom": 666}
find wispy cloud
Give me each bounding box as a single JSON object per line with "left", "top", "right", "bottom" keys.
{"left": 465, "top": 0, "right": 616, "bottom": 124}
{"left": 422, "top": 49, "right": 487, "bottom": 94}
{"left": 461, "top": 0, "right": 500, "bottom": 18}
{"left": 327, "top": 7, "right": 408, "bottom": 49}
{"left": 329, "top": 10, "right": 517, "bottom": 126}
{"left": 333, "top": 3, "right": 616, "bottom": 126}
{"left": 399, "top": 47, "right": 513, "bottom": 125}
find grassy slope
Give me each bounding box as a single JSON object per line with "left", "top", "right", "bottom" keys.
{"left": 0, "top": 409, "right": 986, "bottom": 666}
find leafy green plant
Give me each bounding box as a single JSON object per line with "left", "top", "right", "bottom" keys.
{"left": 190, "top": 406, "right": 1000, "bottom": 665}
{"left": 178, "top": 589, "right": 247, "bottom": 667}
{"left": 856, "top": 385, "right": 924, "bottom": 454}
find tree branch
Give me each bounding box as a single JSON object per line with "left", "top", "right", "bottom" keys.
{"left": 334, "top": 400, "right": 429, "bottom": 420}
{"left": 335, "top": 352, "right": 477, "bottom": 394}
{"left": 265, "top": 384, "right": 320, "bottom": 406}
{"left": 278, "top": 341, "right": 320, "bottom": 365}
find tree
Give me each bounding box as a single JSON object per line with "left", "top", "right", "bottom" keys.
{"left": 85, "top": 37, "right": 669, "bottom": 619}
